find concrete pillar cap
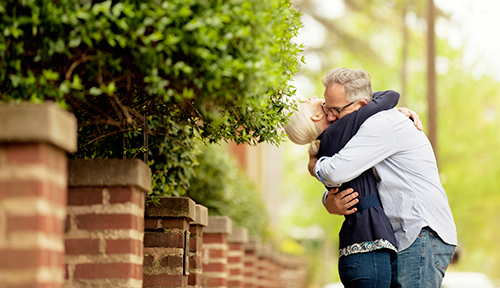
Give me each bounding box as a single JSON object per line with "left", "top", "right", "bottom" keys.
{"left": 204, "top": 216, "right": 232, "bottom": 234}
{"left": 68, "top": 159, "right": 152, "bottom": 192}
{"left": 244, "top": 236, "right": 261, "bottom": 251}
{"left": 190, "top": 204, "right": 208, "bottom": 227}
{"left": 227, "top": 227, "right": 249, "bottom": 244}
{"left": 0, "top": 102, "right": 77, "bottom": 152}
{"left": 145, "top": 197, "right": 196, "bottom": 221}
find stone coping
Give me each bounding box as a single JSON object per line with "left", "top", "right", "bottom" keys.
{"left": 244, "top": 236, "right": 261, "bottom": 252}
{"left": 190, "top": 204, "right": 208, "bottom": 227}
{"left": 227, "top": 227, "right": 249, "bottom": 244}
{"left": 0, "top": 102, "right": 77, "bottom": 152}
{"left": 145, "top": 196, "right": 196, "bottom": 221}
{"left": 204, "top": 216, "right": 232, "bottom": 234}
{"left": 68, "top": 159, "right": 152, "bottom": 192}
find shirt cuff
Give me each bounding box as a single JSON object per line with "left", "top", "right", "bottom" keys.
{"left": 314, "top": 156, "right": 342, "bottom": 188}
{"left": 314, "top": 156, "right": 329, "bottom": 185}
{"left": 322, "top": 189, "right": 329, "bottom": 206}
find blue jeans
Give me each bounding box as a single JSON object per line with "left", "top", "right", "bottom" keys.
{"left": 391, "top": 227, "right": 455, "bottom": 288}
{"left": 339, "top": 249, "right": 393, "bottom": 288}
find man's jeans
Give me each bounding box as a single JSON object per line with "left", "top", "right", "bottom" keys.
{"left": 391, "top": 227, "right": 456, "bottom": 288}
{"left": 339, "top": 249, "right": 393, "bottom": 288}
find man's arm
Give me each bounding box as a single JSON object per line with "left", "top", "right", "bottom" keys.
{"left": 314, "top": 113, "right": 398, "bottom": 187}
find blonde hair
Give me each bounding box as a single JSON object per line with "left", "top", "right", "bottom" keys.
{"left": 284, "top": 100, "right": 322, "bottom": 156}
{"left": 322, "top": 67, "right": 373, "bottom": 103}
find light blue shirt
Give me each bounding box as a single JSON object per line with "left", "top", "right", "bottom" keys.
{"left": 315, "top": 108, "right": 457, "bottom": 252}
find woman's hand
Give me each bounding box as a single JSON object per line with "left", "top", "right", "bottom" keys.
{"left": 397, "top": 107, "right": 423, "bottom": 131}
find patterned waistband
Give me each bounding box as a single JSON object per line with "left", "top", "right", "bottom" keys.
{"left": 339, "top": 238, "right": 397, "bottom": 258}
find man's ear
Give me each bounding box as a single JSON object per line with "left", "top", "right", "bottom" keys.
{"left": 310, "top": 113, "right": 324, "bottom": 122}
{"left": 359, "top": 100, "right": 368, "bottom": 107}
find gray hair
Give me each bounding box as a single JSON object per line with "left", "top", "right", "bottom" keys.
{"left": 321, "top": 67, "right": 373, "bottom": 103}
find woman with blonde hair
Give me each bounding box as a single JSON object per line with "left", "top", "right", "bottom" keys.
{"left": 285, "top": 90, "right": 420, "bottom": 288}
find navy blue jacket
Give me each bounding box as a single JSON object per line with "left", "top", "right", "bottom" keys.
{"left": 317, "top": 90, "right": 399, "bottom": 250}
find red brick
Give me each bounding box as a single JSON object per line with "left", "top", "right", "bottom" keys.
{"left": 229, "top": 267, "right": 242, "bottom": 275}
{"left": 106, "top": 239, "right": 142, "bottom": 255}
{"left": 209, "top": 248, "right": 225, "bottom": 258}
{"left": 228, "top": 256, "right": 242, "bottom": 263}
{"left": 6, "top": 143, "right": 46, "bottom": 165}
{"left": 67, "top": 188, "right": 103, "bottom": 206}
{"left": 229, "top": 243, "right": 243, "bottom": 251}
{"left": 0, "top": 180, "right": 65, "bottom": 205}
{"left": 75, "top": 214, "right": 140, "bottom": 230}
{"left": 203, "top": 262, "right": 226, "bottom": 272}
{"left": 159, "top": 218, "right": 187, "bottom": 229}
{"left": 160, "top": 255, "right": 183, "bottom": 268}
{"left": 108, "top": 187, "right": 142, "bottom": 205}
{"left": 189, "top": 255, "right": 201, "bottom": 269}
{"left": 143, "top": 274, "right": 184, "bottom": 287}
{"left": 203, "top": 234, "right": 227, "bottom": 244}
{"left": 144, "top": 232, "right": 184, "bottom": 248}
{"left": 0, "top": 249, "right": 62, "bottom": 268}
{"left": 6, "top": 143, "right": 67, "bottom": 173}
{"left": 143, "top": 255, "right": 154, "bottom": 267}
{"left": 228, "top": 279, "right": 244, "bottom": 287}
{"left": 65, "top": 239, "right": 100, "bottom": 255}
{"left": 7, "top": 214, "right": 63, "bottom": 235}
{"left": 74, "top": 263, "right": 142, "bottom": 279}
{"left": 206, "top": 277, "right": 227, "bottom": 287}
{"left": 188, "top": 272, "right": 201, "bottom": 286}
{"left": 144, "top": 218, "right": 160, "bottom": 229}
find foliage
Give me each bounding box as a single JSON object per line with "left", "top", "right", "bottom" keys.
{"left": 0, "top": 0, "right": 303, "bottom": 196}
{"left": 186, "top": 143, "right": 270, "bottom": 238}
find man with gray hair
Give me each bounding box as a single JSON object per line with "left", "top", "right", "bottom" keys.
{"left": 311, "top": 67, "right": 457, "bottom": 287}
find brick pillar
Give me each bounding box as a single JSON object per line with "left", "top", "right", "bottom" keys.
{"left": 143, "top": 197, "right": 196, "bottom": 288}
{"left": 188, "top": 204, "right": 208, "bottom": 288}
{"left": 243, "top": 237, "right": 261, "bottom": 288}
{"left": 227, "top": 227, "right": 248, "bottom": 288}
{"left": 202, "top": 216, "right": 232, "bottom": 288}
{"left": 66, "top": 159, "right": 151, "bottom": 287}
{"left": 0, "top": 103, "right": 77, "bottom": 287}
{"left": 256, "top": 243, "right": 272, "bottom": 288}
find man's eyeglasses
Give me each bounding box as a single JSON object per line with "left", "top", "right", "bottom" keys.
{"left": 321, "top": 101, "right": 356, "bottom": 117}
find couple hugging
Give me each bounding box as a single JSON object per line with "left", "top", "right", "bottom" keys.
{"left": 284, "top": 67, "right": 457, "bottom": 288}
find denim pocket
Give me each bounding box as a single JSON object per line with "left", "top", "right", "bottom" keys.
{"left": 430, "top": 231, "right": 455, "bottom": 273}
{"left": 339, "top": 253, "right": 362, "bottom": 270}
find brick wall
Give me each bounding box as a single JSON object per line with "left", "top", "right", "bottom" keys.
{"left": 0, "top": 103, "right": 77, "bottom": 287}
{"left": 143, "top": 197, "right": 196, "bottom": 288}
{"left": 227, "top": 227, "right": 248, "bottom": 288}
{"left": 202, "top": 216, "right": 232, "bottom": 288}
{"left": 243, "top": 237, "right": 260, "bottom": 288}
{"left": 189, "top": 204, "right": 208, "bottom": 288}
{"left": 66, "top": 159, "right": 151, "bottom": 287}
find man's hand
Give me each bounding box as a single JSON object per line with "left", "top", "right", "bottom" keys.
{"left": 397, "top": 107, "right": 423, "bottom": 131}
{"left": 308, "top": 153, "right": 318, "bottom": 178}
{"left": 324, "top": 188, "right": 359, "bottom": 215}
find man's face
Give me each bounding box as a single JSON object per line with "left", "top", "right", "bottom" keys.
{"left": 323, "top": 83, "right": 360, "bottom": 123}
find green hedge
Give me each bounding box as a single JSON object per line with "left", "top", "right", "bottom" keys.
{"left": 186, "top": 143, "right": 270, "bottom": 238}
{"left": 0, "top": 0, "right": 302, "bottom": 196}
